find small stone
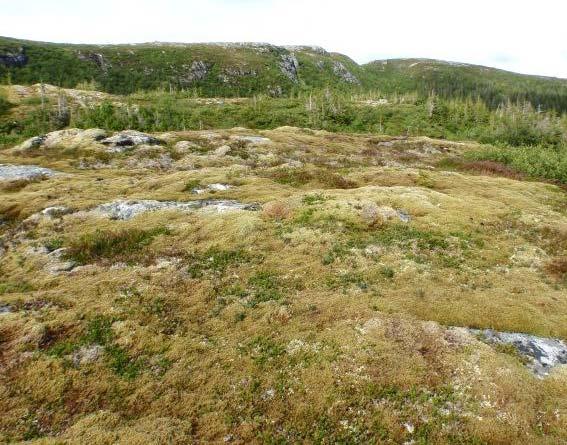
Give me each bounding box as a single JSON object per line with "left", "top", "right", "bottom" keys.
{"left": 214, "top": 145, "right": 231, "bottom": 157}
{"left": 41, "top": 206, "right": 72, "bottom": 218}
{"left": 262, "top": 388, "right": 276, "bottom": 400}
{"left": 404, "top": 422, "right": 415, "bottom": 434}
{"left": 174, "top": 140, "right": 200, "bottom": 152}
{"left": 72, "top": 345, "right": 104, "bottom": 366}
{"left": 15, "top": 135, "right": 47, "bottom": 151}
{"left": 45, "top": 248, "right": 76, "bottom": 274}
{"left": 232, "top": 135, "right": 272, "bottom": 145}
{"left": 192, "top": 183, "right": 232, "bottom": 194}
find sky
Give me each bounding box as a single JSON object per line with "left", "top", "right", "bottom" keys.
{"left": 2, "top": 0, "right": 567, "bottom": 78}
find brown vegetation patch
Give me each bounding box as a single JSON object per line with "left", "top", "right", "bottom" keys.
{"left": 545, "top": 256, "right": 567, "bottom": 282}
{"left": 262, "top": 201, "right": 293, "bottom": 221}
{"left": 265, "top": 167, "right": 358, "bottom": 189}
{"left": 0, "top": 176, "right": 45, "bottom": 192}
{"left": 455, "top": 160, "right": 524, "bottom": 180}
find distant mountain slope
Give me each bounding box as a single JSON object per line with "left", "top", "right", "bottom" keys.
{"left": 364, "top": 58, "right": 567, "bottom": 112}
{"left": 0, "top": 36, "right": 365, "bottom": 96}
{"left": 2, "top": 36, "right": 567, "bottom": 111}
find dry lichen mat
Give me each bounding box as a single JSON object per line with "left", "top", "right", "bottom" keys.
{"left": 1, "top": 125, "right": 567, "bottom": 443}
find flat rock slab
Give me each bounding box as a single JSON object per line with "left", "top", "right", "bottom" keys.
{"left": 470, "top": 328, "right": 567, "bottom": 377}
{"left": 0, "top": 164, "right": 57, "bottom": 181}
{"left": 231, "top": 135, "right": 272, "bottom": 145}
{"left": 192, "top": 184, "right": 232, "bottom": 194}
{"left": 90, "top": 199, "right": 260, "bottom": 220}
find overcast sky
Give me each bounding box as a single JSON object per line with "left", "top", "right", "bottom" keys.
{"left": 3, "top": 0, "right": 567, "bottom": 78}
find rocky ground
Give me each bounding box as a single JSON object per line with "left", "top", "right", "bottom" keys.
{"left": 0, "top": 126, "right": 566, "bottom": 443}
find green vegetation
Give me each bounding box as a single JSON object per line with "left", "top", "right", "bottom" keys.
{"left": 186, "top": 247, "right": 252, "bottom": 278}
{"left": 246, "top": 270, "right": 284, "bottom": 307}
{"left": 467, "top": 145, "right": 567, "bottom": 184}
{"left": 3, "top": 36, "right": 567, "bottom": 113}
{"left": 0, "top": 94, "right": 11, "bottom": 115}
{"left": 65, "top": 226, "right": 170, "bottom": 264}
{"left": 365, "top": 58, "right": 567, "bottom": 112}
{"left": 0, "top": 281, "right": 33, "bottom": 294}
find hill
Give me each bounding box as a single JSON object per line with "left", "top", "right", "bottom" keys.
{"left": 2, "top": 36, "right": 567, "bottom": 112}
{"left": 365, "top": 58, "right": 567, "bottom": 112}
{"left": 0, "top": 36, "right": 365, "bottom": 96}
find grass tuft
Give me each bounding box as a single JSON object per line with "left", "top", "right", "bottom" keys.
{"left": 65, "top": 226, "right": 170, "bottom": 264}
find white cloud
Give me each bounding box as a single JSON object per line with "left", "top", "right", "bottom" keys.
{"left": 2, "top": 0, "right": 567, "bottom": 78}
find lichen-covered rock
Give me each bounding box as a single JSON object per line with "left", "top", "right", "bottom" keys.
{"left": 214, "top": 145, "right": 231, "bottom": 157}
{"left": 283, "top": 45, "right": 328, "bottom": 55}
{"left": 174, "top": 140, "right": 200, "bottom": 152}
{"left": 469, "top": 328, "right": 567, "bottom": 377}
{"left": 14, "top": 128, "right": 107, "bottom": 153}
{"left": 101, "top": 130, "right": 162, "bottom": 151}
{"left": 41, "top": 206, "right": 72, "bottom": 218}
{"left": 0, "top": 164, "right": 57, "bottom": 181}
{"left": 267, "top": 85, "right": 284, "bottom": 97}
{"left": 72, "top": 345, "right": 104, "bottom": 366}
{"left": 230, "top": 135, "right": 272, "bottom": 146}
{"left": 192, "top": 184, "right": 232, "bottom": 194}
{"left": 360, "top": 204, "right": 410, "bottom": 224}
{"left": 332, "top": 61, "right": 359, "bottom": 84}
{"left": 45, "top": 248, "right": 76, "bottom": 275}
{"left": 126, "top": 151, "right": 173, "bottom": 170}
{"left": 24, "top": 206, "right": 72, "bottom": 224}
{"left": 15, "top": 135, "right": 47, "bottom": 151}
{"left": 89, "top": 199, "right": 260, "bottom": 220}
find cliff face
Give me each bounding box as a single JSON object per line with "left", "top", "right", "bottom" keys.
{"left": 0, "top": 47, "right": 28, "bottom": 67}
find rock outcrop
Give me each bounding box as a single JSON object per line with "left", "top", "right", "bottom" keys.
{"left": 279, "top": 54, "right": 300, "bottom": 82}
{"left": 470, "top": 328, "right": 567, "bottom": 377}
{"left": 101, "top": 130, "right": 162, "bottom": 151}
{"left": 218, "top": 66, "right": 257, "bottom": 83}
{"left": 192, "top": 184, "right": 232, "bottom": 194}
{"left": 77, "top": 51, "right": 109, "bottom": 72}
{"left": 0, "top": 164, "right": 57, "bottom": 181}
{"left": 332, "top": 61, "right": 359, "bottom": 84}
{"left": 89, "top": 199, "right": 260, "bottom": 220}
{"left": 14, "top": 129, "right": 107, "bottom": 153}
{"left": 0, "top": 47, "right": 28, "bottom": 67}
{"left": 181, "top": 61, "right": 211, "bottom": 83}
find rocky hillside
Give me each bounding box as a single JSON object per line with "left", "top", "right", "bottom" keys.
{"left": 2, "top": 36, "right": 567, "bottom": 112}
{"left": 0, "top": 37, "right": 364, "bottom": 97}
